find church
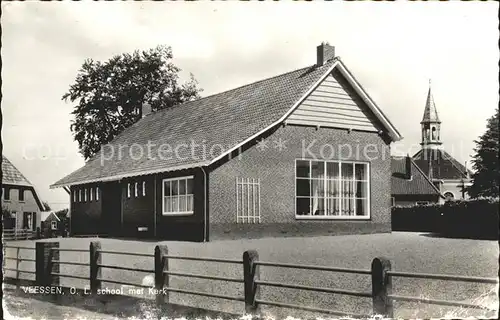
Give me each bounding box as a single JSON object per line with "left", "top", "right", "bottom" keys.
{"left": 391, "top": 83, "right": 472, "bottom": 206}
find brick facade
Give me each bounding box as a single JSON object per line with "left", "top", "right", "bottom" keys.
{"left": 208, "top": 124, "right": 392, "bottom": 239}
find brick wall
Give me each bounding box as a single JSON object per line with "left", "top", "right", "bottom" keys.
{"left": 208, "top": 124, "right": 392, "bottom": 239}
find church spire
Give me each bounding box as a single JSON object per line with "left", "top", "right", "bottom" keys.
{"left": 420, "top": 79, "right": 443, "bottom": 149}
{"left": 421, "top": 79, "right": 441, "bottom": 124}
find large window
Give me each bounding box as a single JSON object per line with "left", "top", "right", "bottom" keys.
{"left": 162, "top": 176, "right": 194, "bottom": 215}
{"left": 295, "top": 160, "right": 370, "bottom": 218}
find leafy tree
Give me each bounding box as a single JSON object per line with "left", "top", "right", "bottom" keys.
{"left": 42, "top": 201, "right": 52, "bottom": 211}
{"left": 467, "top": 108, "right": 499, "bottom": 198}
{"left": 54, "top": 208, "right": 69, "bottom": 220}
{"left": 63, "top": 45, "right": 202, "bottom": 160}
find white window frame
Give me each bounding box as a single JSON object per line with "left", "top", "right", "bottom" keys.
{"left": 236, "top": 178, "right": 261, "bottom": 223}
{"left": 127, "top": 183, "right": 131, "bottom": 198}
{"left": 142, "top": 181, "right": 146, "bottom": 196}
{"left": 78, "top": 189, "right": 82, "bottom": 202}
{"left": 135, "top": 182, "right": 139, "bottom": 197}
{"left": 96, "top": 187, "right": 100, "bottom": 201}
{"left": 51, "top": 220, "right": 57, "bottom": 230}
{"left": 90, "top": 188, "right": 93, "bottom": 201}
{"left": 84, "top": 188, "right": 87, "bottom": 202}
{"left": 162, "top": 176, "right": 194, "bottom": 216}
{"left": 294, "top": 159, "right": 371, "bottom": 220}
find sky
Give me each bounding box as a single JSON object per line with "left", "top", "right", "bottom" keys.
{"left": 2, "top": 1, "right": 498, "bottom": 211}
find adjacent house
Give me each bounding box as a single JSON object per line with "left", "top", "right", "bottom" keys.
{"left": 51, "top": 43, "right": 403, "bottom": 241}
{"left": 391, "top": 155, "right": 444, "bottom": 206}
{"left": 404, "top": 83, "right": 472, "bottom": 204}
{"left": 2, "top": 155, "right": 44, "bottom": 231}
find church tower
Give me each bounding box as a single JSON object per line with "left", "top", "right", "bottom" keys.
{"left": 420, "top": 80, "right": 443, "bottom": 149}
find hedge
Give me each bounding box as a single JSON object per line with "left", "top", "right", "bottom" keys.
{"left": 391, "top": 197, "right": 499, "bottom": 239}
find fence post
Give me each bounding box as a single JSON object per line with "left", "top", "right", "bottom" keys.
{"left": 155, "top": 245, "right": 169, "bottom": 306}
{"left": 36, "top": 242, "right": 59, "bottom": 289}
{"left": 243, "top": 250, "right": 260, "bottom": 315}
{"left": 371, "top": 257, "right": 393, "bottom": 318}
{"left": 90, "top": 241, "right": 102, "bottom": 294}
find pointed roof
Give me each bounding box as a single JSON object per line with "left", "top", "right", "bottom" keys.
{"left": 51, "top": 57, "right": 402, "bottom": 188}
{"left": 412, "top": 148, "right": 472, "bottom": 180}
{"left": 391, "top": 156, "right": 443, "bottom": 196}
{"left": 2, "top": 155, "right": 34, "bottom": 186}
{"left": 421, "top": 82, "right": 441, "bottom": 124}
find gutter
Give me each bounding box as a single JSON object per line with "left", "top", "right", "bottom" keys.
{"left": 201, "top": 166, "right": 208, "bottom": 242}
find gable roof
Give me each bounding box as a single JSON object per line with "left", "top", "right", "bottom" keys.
{"left": 391, "top": 156, "right": 443, "bottom": 196}
{"left": 2, "top": 155, "right": 33, "bottom": 186}
{"left": 41, "top": 211, "right": 61, "bottom": 222}
{"left": 412, "top": 148, "right": 471, "bottom": 180}
{"left": 51, "top": 58, "right": 402, "bottom": 188}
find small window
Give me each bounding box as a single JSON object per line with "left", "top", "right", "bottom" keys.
{"left": 96, "top": 187, "right": 100, "bottom": 201}
{"left": 416, "top": 201, "right": 429, "bottom": 205}
{"left": 135, "top": 182, "right": 139, "bottom": 197}
{"left": 78, "top": 189, "right": 82, "bottom": 202}
{"left": 51, "top": 220, "right": 57, "bottom": 230}
{"left": 90, "top": 188, "right": 93, "bottom": 201}
{"left": 391, "top": 197, "right": 396, "bottom": 207}
{"left": 127, "top": 183, "right": 131, "bottom": 198}
{"left": 444, "top": 192, "right": 454, "bottom": 201}
{"left": 4, "top": 188, "right": 10, "bottom": 201}
{"left": 84, "top": 189, "right": 87, "bottom": 202}
{"left": 19, "top": 189, "right": 25, "bottom": 202}
{"left": 142, "top": 181, "right": 146, "bottom": 196}
{"left": 73, "top": 190, "right": 77, "bottom": 203}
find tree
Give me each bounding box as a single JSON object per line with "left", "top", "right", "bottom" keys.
{"left": 42, "top": 201, "right": 52, "bottom": 211}
{"left": 54, "top": 208, "right": 69, "bottom": 220}
{"left": 467, "top": 108, "right": 499, "bottom": 198}
{"left": 63, "top": 45, "right": 202, "bottom": 160}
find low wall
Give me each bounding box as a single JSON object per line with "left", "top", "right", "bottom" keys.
{"left": 210, "top": 221, "right": 391, "bottom": 241}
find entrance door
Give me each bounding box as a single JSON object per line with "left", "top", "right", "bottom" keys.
{"left": 101, "top": 182, "right": 122, "bottom": 237}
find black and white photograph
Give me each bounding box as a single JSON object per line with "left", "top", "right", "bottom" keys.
{"left": 1, "top": 1, "right": 499, "bottom": 319}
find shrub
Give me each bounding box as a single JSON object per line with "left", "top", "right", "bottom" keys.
{"left": 392, "top": 198, "right": 499, "bottom": 239}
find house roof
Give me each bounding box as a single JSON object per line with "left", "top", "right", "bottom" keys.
{"left": 412, "top": 148, "right": 471, "bottom": 180}
{"left": 41, "top": 211, "right": 61, "bottom": 222}
{"left": 421, "top": 84, "right": 440, "bottom": 124}
{"left": 391, "top": 156, "right": 443, "bottom": 196}
{"left": 2, "top": 155, "right": 33, "bottom": 186}
{"left": 51, "top": 57, "right": 402, "bottom": 188}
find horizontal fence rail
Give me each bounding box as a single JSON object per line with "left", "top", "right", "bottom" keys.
{"left": 387, "top": 270, "right": 499, "bottom": 284}
{"left": 98, "top": 264, "right": 154, "bottom": 274}
{"left": 255, "top": 299, "right": 369, "bottom": 318}
{"left": 3, "top": 242, "right": 498, "bottom": 319}
{"left": 255, "top": 279, "right": 372, "bottom": 298}
{"left": 3, "top": 245, "right": 35, "bottom": 250}
{"left": 388, "top": 294, "right": 493, "bottom": 310}
{"left": 256, "top": 260, "right": 371, "bottom": 274}
{"left": 165, "top": 254, "right": 242, "bottom": 264}
{"left": 165, "top": 270, "right": 244, "bottom": 283}
{"left": 98, "top": 278, "right": 151, "bottom": 289}
{"left": 97, "top": 249, "right": 153, "bottom": 258}
{"left": 165, "top": 286, "right": 245, "bottom": 302}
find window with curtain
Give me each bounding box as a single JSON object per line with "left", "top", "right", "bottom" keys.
{"left": 296, "top": 160, "right": 369, "bottom": 218}
{"left": 162, "top": 176, "right": 194, "bottom": 215}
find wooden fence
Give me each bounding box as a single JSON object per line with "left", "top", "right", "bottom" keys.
{"left": 3, "top": 229, "right": 37, "bottom": 241}
{"left": 3, "top": 241, "right": 498, "bottom": 318}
